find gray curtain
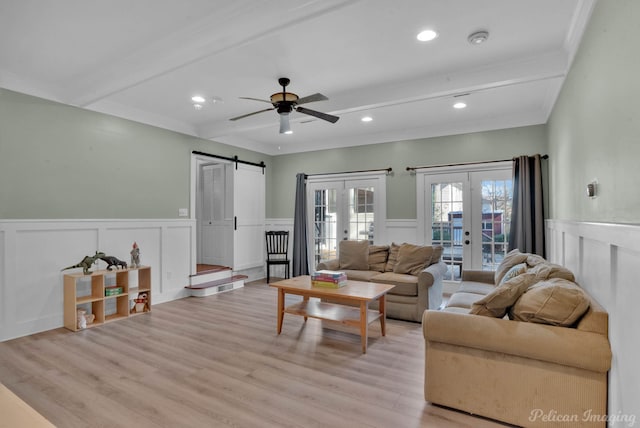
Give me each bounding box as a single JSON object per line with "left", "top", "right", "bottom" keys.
{"left": 292, "top": 173, "right": 309, "bottom": 276}
{"left": 508, "top": 154, "right": 545, "bottom": 256}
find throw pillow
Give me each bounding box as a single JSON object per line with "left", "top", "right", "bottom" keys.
{"left": 499, "top": 262, "right": 527, "bottom": 285}
{"left": 385, "top": 242, "right": 402, "bottom": 272}
{"left": 394, "top": 243, "right": 434, "bottom": 276}
{"left": 494, "top": 249, "right": 529, "bottom": 284}
{"left": 368, "top": 245, "right": 389, "bottom": 272}
{"left": 338, "top": 240, "right": 369, "bottom": 270}
{"left": 430, "top": 246, "right": 444, "bottom": 265}
{"left": 510, "top": 278, "right": 590, "bottom": 326}
{"left": 469, "top": 273, "right": 534, "bottom": 318}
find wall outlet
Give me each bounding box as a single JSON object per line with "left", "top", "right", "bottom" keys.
{"left": 178, "top": 208, "right": 188, "bottom": 217}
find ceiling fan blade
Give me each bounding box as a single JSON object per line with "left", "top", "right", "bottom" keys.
{"left": 295, "top": 106, "right": 339, "bottom": 123}
{"left": 296, "top": 93, "right": 328, "bottom": 105}
{"left": 239, "top": 97, "right": 272, "bottom": 104}
{"left": 229, "top": 108, "right": 274, "bottom": 121}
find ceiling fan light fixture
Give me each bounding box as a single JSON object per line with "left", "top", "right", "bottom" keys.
{"left": 279, "top": 112, "right": 291, "bottom": 134}
{"left": 468, "top": 30, "right": 489, "bottom": 45}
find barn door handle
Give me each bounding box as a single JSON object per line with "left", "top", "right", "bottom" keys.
{"left": 234, "top": 216, "right": 237, "bottom": 230}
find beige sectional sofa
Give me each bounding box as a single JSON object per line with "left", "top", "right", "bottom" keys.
{"left": 316, "top": 240, "right": 447, "bottom": 322}
{"left": 422, "top": 250, "right": 612, "bottom": 427}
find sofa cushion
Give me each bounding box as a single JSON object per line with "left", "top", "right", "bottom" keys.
{"left": 446, "top": 292, "right": 485, "bottom": 309}
{"left": 494, "top": 249, "right": 529, "bottom": 284}
{"left": 384, "top": 242, "right": 401, "bottom": 272}
{"left": 370, "top": 272, "right": 417, "bottom": 296}
{"left": 340, "top": 269, "right": 380, "bottom": 282}
{"left": 338, "top": 240, "right": 369, "bottom": 270}
{"left": 394, "top": 243, "right": 434, "bottom": 275}
{"left": 510, "top": 278, "right": 590, "bottom": 326}
{"left": 368, "top": 245, "right": 389, "bottom": 272}
{"left": 456, "top": 281, "right": 496, "bottom": 296}
{"left": 469, "top": 273, "right": 533, "bottom": 317}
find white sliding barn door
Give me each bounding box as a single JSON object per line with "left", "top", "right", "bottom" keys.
{"left": 233, "top": 163, "right": 265, "bottom": 270}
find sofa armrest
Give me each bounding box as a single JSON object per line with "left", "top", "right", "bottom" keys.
{"left": 461, "top": 269, "right": 494, "bottom": 284}
{"left": 417, "top": 262, "right": 448, "bottom": 310}
{"left": 422, "top": 310, "right": 611, "bottom": 373}
{"left": 316, "top": 259, "right": 339, "bottom": 271}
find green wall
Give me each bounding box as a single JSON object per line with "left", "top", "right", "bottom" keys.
{"left": 0, "top": 89, "right": 269, "bottom": 219}
{"left": 269, "top": 125, "right": 548, "bottom": 219}
{"left": 548, "top": 0, "right": 640, "bottom": 222}
{"left": 1, "top": 89, "right": 548, "bottom": 221}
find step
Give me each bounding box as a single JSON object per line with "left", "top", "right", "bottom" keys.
{"left": 185, "top": 275, "right": 248, "bottom": 297}
{"left": 189, "top": 267, "right": 233, "bottom": 286}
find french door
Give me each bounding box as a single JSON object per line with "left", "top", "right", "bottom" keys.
{"left": 417, "top": 163, "right": 512, "bottom": 281}
{"left": 306, "top": 174, "right": 386, "bottom": 270}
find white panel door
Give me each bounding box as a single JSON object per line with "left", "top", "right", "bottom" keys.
{"left": 200, "top": 164, "right": 231, "bottom": 266}
{"left": 233, "top": 163, "right": 265, "bottom": 270}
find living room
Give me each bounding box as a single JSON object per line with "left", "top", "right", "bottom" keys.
{"left": 1, "top": 1, "right": 639, "bottom": 426}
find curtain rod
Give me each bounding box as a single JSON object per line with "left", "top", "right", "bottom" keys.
{"left": 192, "top": 151, "right": 266, "bottom": 170}
{"left": 305, "top": 167, "right": 392, "bottom": 178}
{"left": 405, "top": 155, "right": 548, "bottom": 172}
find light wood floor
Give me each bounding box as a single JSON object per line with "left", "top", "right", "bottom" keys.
{"left": 0, "top": 280, "right": 510, "bottom": 428}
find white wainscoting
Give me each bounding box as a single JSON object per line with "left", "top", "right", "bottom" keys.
{"left": 546, "top": 219, "right": 640, "bottom": 423}
{"left": 0, "top": 219, "right": 196, "bottom": 342}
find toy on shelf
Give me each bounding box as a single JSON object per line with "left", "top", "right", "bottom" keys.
{"left": 99, "top": 255, "right": 127, "bottom": 270}
{"left": 62, "top": 251, "right": 106, "bottom": 275}
{"left": 76, "top": 309, "right": 95, "bottom": 329}
{"left": 130, "top": 242, "right": 141, "bottom": 268}
{"left": 131, "top": 292, "right": 150, "bottom": 313}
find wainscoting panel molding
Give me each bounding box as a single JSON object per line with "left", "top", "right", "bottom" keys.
{"left": 546, "top": 219, "right": 640, "bottom": 423}
{"left": 0, "top": 219, "right": 196, "bottom": 342}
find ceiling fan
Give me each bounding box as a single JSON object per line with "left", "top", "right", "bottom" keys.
{"left": 229, "top": 77, "right": 339, "bottom": 133}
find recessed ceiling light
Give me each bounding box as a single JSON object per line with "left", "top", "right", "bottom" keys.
{"left": 417, "top": 30, "right": 438, "bottom": 42}
{"left": 468, "top": 31, "right": 489, "bottom": 45}
{"left": 453, "top": 102, "right": 467, "bottom": 109}
{"left": 191, "top": 95, "right": 206, "bottom": 103}
{"left": 361, "top": 116, "right": 373, "bottom": 122}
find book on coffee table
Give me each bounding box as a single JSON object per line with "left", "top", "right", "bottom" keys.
{"left": 311, "top": 270, "right": 347, "bottom": 288}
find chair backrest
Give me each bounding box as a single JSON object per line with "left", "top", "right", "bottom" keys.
{"left": 265, "top": 231, "right": 289, "bottom": 260}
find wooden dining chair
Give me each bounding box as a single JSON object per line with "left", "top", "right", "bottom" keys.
{"left": 265, "top": 231, "right": 290, "bottom": 283}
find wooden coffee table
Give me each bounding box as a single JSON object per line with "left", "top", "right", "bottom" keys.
{"left": 269, "top": 276, "right": 396, "bottom": 353}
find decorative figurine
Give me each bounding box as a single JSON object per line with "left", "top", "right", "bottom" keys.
{"left": 99, "top": 254, "right": 127, "bottom": 270}
{"left": 62, "top": 251, "right": 106, "bottom": 275}
{"left": 130, "top": 242, "right": 141, "bottom": 268}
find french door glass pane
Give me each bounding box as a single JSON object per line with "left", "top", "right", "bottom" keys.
{"left": 313, "top": 189, "right": 337, "bottom": 265}
{"left": 431, "top": 182, "right": 464, "bottom": 280}
{"left": 480, "top": 179, "right": 512, "bottom": 270}
{"left": 348, "top": 187, "right": 375, "bottom": 243}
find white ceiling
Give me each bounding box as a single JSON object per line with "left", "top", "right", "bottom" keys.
{"left": 0, "top": 0, "right": 595, "bottom": 155}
